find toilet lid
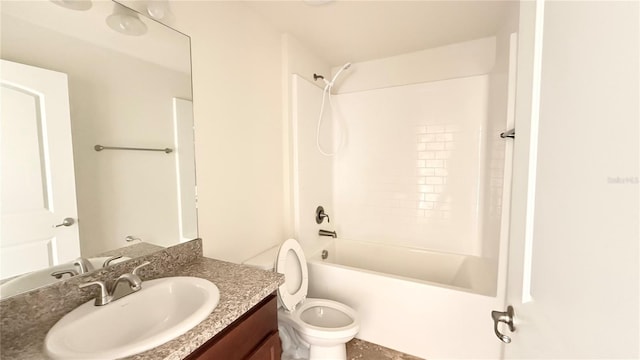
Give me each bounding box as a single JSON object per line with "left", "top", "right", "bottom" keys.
{"left": 276, "top": 238, "right": 308, "bottom": 312}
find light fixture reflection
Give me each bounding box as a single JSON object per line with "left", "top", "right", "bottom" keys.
{"left": 146, "top": 0, "right": 169, "bottom": 20}
{"left": 106, "top": 4, "right": 147, "bottom": 36}
{"left": 51, "top": 0, "right": 93, "bottom": 11}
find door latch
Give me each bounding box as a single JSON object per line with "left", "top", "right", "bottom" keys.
{"left": 491, "top": 305, "right": 516, "bottom": 343}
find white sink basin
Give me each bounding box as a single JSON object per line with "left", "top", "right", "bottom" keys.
{"left": 45, "top": 276, "right": 220, "bottom": 359}
{"left": 0, "top": 257, "right": 130, "bottom": 299}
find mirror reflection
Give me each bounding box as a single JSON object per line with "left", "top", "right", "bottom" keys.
{"left": 0, "top": 0, "right": 197, "bottom": 298}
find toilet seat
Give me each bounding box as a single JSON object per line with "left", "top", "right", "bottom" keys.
{"left": 289, "top": 298, "right": 359, "bottom": 340}
{"left": 276, "top": 238, "right": 309, "bottom": 312}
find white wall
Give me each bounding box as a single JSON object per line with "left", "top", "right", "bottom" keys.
{"left": 1, "top": 14, "right": 192, "bottom": 256}
{"left": 171, "top": 2, "right": 285, "bottom": 263}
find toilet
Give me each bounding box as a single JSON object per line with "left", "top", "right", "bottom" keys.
{"left": 243, "top": 239, "right": 359, "bottom": 360}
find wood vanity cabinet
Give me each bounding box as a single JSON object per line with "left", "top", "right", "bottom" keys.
{"left": 185, "top": 294, "right": 281, "bottom": 360}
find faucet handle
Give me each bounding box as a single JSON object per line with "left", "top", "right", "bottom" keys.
{"left": 316, "top": 206, "right": 331, "bottom": 224}
{"left": 79, "top": 281, "right": 111, "bottom": 306}
{"left": 132, "top": 261, "right": 151, "bottom": 277}
{"left": 51, "top": 269, "right": 79, "bottom": 279}
{"left": 102, "top": 255, "right": 123, "bottom": 268}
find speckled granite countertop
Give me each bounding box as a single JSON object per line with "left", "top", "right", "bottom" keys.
{"left": 97, "top": 241, "right": 165, "bottom": 259}
{"left": 0, "top": 255, "right": 283, "bottom": 360}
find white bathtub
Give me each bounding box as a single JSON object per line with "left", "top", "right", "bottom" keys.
{"left": 306, "top": 239, "right": 504, "bottom": 359}
{"left": 315, "top": 239, "right": 497, "bottom": 295}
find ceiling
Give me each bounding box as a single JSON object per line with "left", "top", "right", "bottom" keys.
{"left": 246, "top": 0, "right": 517, "bottom": 66}
{"left": 1, "top": 0, "right": 515, "bottom": 73}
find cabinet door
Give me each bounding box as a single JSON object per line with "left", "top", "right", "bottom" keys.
{"left": 247, "top": 332, "right": 282, "bottom": 360}
{"left": 186, "top": 295, "right": 279, "bottom": 360}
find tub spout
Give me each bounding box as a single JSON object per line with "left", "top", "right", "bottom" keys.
{"left": 319, "top": 229, "right": 337, "bottom": 238}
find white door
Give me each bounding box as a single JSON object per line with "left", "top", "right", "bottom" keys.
{"left": 172, "top": 97, "right": 198, "bottom": 242}
{"left": 1, "top": 59, "right": 81, "bottom": 279}
{"left": 499, "top": 1, "right": 639, "bottom": 358}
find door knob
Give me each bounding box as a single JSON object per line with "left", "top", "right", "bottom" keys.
{"left": 491, "top": 305, "right": 516, "bottom": 343}
{"left": 54, "top": 217, "right": 75, "bottom": 227}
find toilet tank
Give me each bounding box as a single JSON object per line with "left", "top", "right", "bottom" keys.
{"left": 242, "top": 246, "right": 278, "bottom": 271}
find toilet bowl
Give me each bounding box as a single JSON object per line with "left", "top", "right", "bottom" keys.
{"left": 243, "top": 239, "right": 359, "bottom": 360}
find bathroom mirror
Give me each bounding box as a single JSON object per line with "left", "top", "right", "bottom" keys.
{"left": 0, "top": 0, "right": 196, "bottom": 298}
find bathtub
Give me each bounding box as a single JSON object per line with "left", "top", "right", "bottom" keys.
{"left": 306, "top": 239, "right": 504, "bottom": 359}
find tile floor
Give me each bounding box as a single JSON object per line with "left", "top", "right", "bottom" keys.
{"left": 346, "top": 339, "right": 424, "bottom": 360}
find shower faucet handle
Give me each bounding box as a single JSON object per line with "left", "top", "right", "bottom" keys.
{"left": 315, "top": 206, "right": 330, "bottom": 224}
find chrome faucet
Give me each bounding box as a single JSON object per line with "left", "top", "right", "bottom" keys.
{"left": 319, "top": 229, "right": 337, "bottom": 238}
{"left": 102, "top": 255, "right": 123, "bottom": 268}
{"left": 113, "top": 272, "right": 143, "bottom": 292}
{"left": 51, "top": 257, "right": 94, "bottom": 279}
{"left": 72, "top": 257, "right": 94, "bottom": 274}
{"left": 79, "top": 261, "right": 150, "bottom": 306}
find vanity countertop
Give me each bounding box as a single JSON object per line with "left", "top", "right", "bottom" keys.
{"left": 1, "top": 256, "right": 283, "bottom": 360}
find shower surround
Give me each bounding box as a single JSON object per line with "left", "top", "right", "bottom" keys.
{"left": 289, "top": 35, "right": 516, "bottom": 358}
{"left": 332, "top": 74, "right": 491, "bottom": 257}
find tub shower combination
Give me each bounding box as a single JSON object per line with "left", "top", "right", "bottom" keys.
{"left": 290, "top": 35, "right": 516, "bottom": 358}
